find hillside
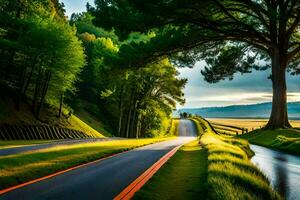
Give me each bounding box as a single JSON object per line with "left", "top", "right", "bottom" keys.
{"left": 0, "top": 96, "right": 107, "bottom": 138}
{"left": 178, "top": 102, "right": 300, "bottom": 119}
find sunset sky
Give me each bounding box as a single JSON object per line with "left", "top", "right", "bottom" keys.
{"left": 61, "top": 0, "right": 300, "bottom": 108}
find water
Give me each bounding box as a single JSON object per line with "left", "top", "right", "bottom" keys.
{"left": 251, "top": 145, "right": 300, "bottom": 200}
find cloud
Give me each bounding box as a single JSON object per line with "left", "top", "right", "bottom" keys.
{"left": 178, "top": 62, "right": 300, "bottom": 108}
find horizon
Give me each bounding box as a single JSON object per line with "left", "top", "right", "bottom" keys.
{"left": 178, "top": 100, "right": 300, "bottom": 109}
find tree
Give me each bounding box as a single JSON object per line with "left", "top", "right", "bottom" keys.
{"left": 119, "top": 59, "right": 186, "bottom": 138}
{"left": 0, "top": 1, "right": 85, "bottom": 119}
{"left": 93, "top": 0, "right": 300, "bottom": 129}
{"left": 69, "top": 12, "right": 187, "bottom": 137}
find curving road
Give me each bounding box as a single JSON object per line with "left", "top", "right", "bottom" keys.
{"left": 0, "top": 119, "right": 197, "bottom": 200}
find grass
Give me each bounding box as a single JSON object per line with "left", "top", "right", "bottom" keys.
{"left": 135, "top": 118, "right": 280, "bottom": 200}
{"left": 134, "top": 140, "right": 208, "bottom": 200}
{"left": 68, "top": 115, "right": 104, "bottom": 138}
{"left": 0, "top": 137, "right": 174, "bottom": 190}
{"left": 194, "top": 117, "right": 281, "bottom": 200}
{"left": 74, "top": 102, "right": 112, "bottom": 136}
{"left": 214, "top": 127, "right": 238, "bottom": 136}
{"left": 239, "top": 128, "right": 300, "bottom": 155}
{"left": 0, "top": 96, "right": 106, "bottom": 138}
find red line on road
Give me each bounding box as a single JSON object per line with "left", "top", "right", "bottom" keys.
{"left": 114, "top": 144, "right": 182, "bottom": 200}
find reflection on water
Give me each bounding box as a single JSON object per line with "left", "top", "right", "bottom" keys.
{"left": 251, "top": 145, "right": 300, "bottom": 200}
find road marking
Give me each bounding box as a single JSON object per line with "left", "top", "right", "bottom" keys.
{"left": 114, "top": 144, "right": 183, "bottom": 200}
{"left": 0, "top": 150, "right": 129, "bottom": 196}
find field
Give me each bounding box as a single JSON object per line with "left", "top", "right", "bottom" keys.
{"left": 208, "top": 118, "right": 300, "bottom": 130}
{"left": 207, "top": 118, "right": 300, "bottom": 155}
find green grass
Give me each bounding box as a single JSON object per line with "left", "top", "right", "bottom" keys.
{"left": 68, "top": 115, "right": 105, "bottom": 138}
{"left": 0, "top": 97, "right": 106, "bottom": 138}
{"left": 135, "top": 118, "right": 280, "bottom": 200}
{"left": 193, "top": 117, "right": 281, "bottom": 200}
{"left": 74, "top": 105, "right": 112, "bottom": 137}
{"left": 134, "top": 140, "right": 208, "bottom": 200}
{"left": 239, "top": 128, "right": 300, "bottom": 155}
{"left": 0, "top": 137, "right": 173, "bottom": 190}
{"left": 214, "top": 128, "right": 238, "bottom": 136}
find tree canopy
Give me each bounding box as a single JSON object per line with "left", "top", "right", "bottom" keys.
{"left": 92, "top": 0, "right": 300, "bottom": 128}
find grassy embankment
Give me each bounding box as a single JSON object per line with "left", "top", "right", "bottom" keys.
{"left": 0, "top": 96, "right": 106, "bottom": 139}
{"left": 239, "top": 128, "right": 300, "bottom": 155}
{"left": 0, "top": 137, "right": 174, "bottom": 190}
{"left": 208, "top": 118, "right": 300, "bottom": 155}
{"left": 135, "top": 117, "right": 281, "bottom": 200}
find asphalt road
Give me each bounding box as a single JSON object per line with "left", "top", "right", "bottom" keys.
{"left": 0, "top": 138, "right": 122, "bottom": 156}
{"left": 0, "top": 119, "right": 197, "bottom": 200}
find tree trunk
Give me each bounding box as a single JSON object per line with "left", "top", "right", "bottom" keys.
{"left": 266, "top": 50, "right": 291, "bottom": 129}
{"left": 36, "top": 71, "right": 51, "bottom": 119}
{"left": 125, "top": 89, "right": 135, "bottom": 138}
{"left": 32, "top": 67, "right": 43, "bottom": 113}
{"left": 16, "top": 66, "right": 27, "bottom": 111}
{"left": 23, "top": 56, "right": 38, "bottom": 98}
{"left": 118, "top": 85, "right": 124, "bottom": 137}
{"left": 135, "top": 114, "right": 141, "bottom": 138}
{"left": 58, "top": 92, "right": 64, "bottom": 118}
{"left": 130, "top": 101, "right": 138, "bottom": 138}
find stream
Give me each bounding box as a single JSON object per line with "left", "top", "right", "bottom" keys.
{"left": 250, "top": 145, "right": 300, "bottom": 200}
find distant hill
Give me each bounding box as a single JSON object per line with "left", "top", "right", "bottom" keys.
{"left": 178, "top": 102, "right": 300, "bottom": 119}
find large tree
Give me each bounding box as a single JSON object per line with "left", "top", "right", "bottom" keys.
{"left": 93, "top": 0, "right": 300, "bottom": 129}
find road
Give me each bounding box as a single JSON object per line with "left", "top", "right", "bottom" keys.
{"left": 0, "top": 119, "right": 197, "bottom": 200}
{"left": 251, "top": 145, "right": 300, "bottom": 200}
{"left": 0, "top": 138, "right": 122, "bottom": 156}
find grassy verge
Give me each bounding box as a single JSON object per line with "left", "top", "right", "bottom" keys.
{"left": 0, "top": 137, "right": 174, "bottom": 190}
{"left": 239, "top": 128, "right": 300, "bottom": 155}
{"left": 134, "top": 140, "right": 208, "bottom": 200}
{"left": 134, "top": 118, "right": 280, "bottom": 200}
{"left": 195, "top": 118, "right": 281, "bottom": 200}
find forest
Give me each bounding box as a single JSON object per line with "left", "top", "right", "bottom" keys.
{"left": 0, "top": 0, "right": 186, "bottom": 138}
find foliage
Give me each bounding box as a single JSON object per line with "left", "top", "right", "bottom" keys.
{"left": 0, "top": 1, "right": 188, "bottom": 138}
{"left": 92, "top": 0, "right": 300, "bottom": 128}
{"left": 0, "top": 0, "right": 85, "bottom": 119}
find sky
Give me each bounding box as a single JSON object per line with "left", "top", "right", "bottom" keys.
{"left": 61, "top": 0, "right": 94, "bottom": 17}
{"left": 61, "top": 0, "right": 300, "bottom": 108}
